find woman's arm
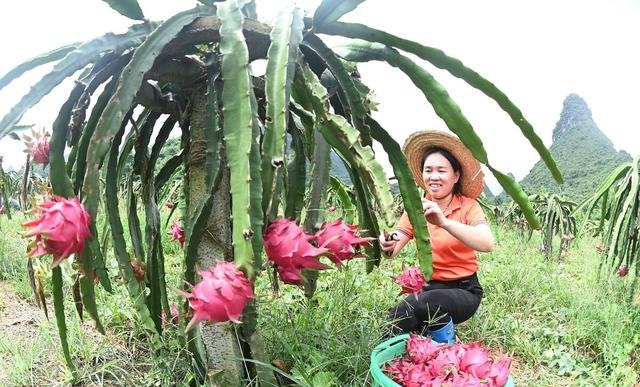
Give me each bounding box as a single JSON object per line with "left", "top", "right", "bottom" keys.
{"left": 440, "top": 220, "right": 495, "bottom": 252}
{"left": 422, "top": 200, "right": 495, "bottom": 252}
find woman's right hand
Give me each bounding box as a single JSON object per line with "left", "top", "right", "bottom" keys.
{"left": 379, "top": 231, "right": 399, "bottom": 256}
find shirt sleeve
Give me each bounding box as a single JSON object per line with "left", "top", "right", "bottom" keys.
{"left": 395, "top": 211, "right": 414, "bottom": 239}
{"left": 465, "top": 199, "right": 487, "bottom": 226}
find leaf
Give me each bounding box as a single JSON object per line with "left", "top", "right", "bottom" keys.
{"left": 261, "top": 6, "right": 303, "bottom": 220}
{"left": 100, "top": 0, "right": 145, "bottom": 21}
{"left": 368, "top": 116, "right": 433, "bottom": 279}
{"left": 322, "top": 21, "right": 563, "bottom": 183}
{"left": 0, "top": 23, "right": 155, "bottom": 140}
{"left": 218, "top": 0, "right": 255, "bottom": 275}
{"left": 312, "top": 0, "right": 365, "bottom": 28}
{"left": 83, "top": 7, "right": 212, "bottom": 220}
{"left": 0, "top": 43, "right": 79, "bottom": 92}
{"left": 52, "top": 267, "right": 76, "bottom": 377}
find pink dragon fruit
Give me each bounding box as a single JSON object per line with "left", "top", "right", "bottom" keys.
{"left": 166, "top": 201, "right": 174, "bottom": 209}
{"left": 618, "top": 264, "right": 628, "bottom": 277}
{"left": 168, "top": 221, "right": 185, "bottom": 248}
{"left": 315, "top": 218, "right": 374, "bottom": 266}
{"left": 386, "top": 336, "right": 512, "bottom": 387}
{"left": 22, "top": 128, "right": 51, "bottom": 165}
{"left": 23, "top": 196, "right": 91, "bottom": 267}
{"left": 263, "top": 217, "right": 329, "bottom": 285}
{"left": 176, "top": 260, "right": 255, "bottom": 331}
{"left": 161, "top": 303, "right": 180, "bottom": 327}
{"left": 394, "top": 266, "right": 427, "bottom": 296}
{"left": 406, "top": 334, "right": 446, "bottom": 364}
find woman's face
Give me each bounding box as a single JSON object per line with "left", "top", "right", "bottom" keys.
{"left": 422, "top": 152, "right": 460, "bottom": 199}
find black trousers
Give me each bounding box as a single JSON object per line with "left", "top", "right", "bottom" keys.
{"left": 387, "top": 273, "right": 483, "bottom": 335}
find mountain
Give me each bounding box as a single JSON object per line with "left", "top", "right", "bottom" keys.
{"left": 519, "top": 94, "right": 631, "bottom": 202}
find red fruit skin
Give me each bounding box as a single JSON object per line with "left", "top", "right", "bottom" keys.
{"left": 177, "top": 260, "right": 255, "bottom": 331}
{"left": 168, "top": 221, "right": 185, "bottom": 248}
{"left": 23, "top": 196, "right": 91, "bottom": 267}
{"left": 263, "top": 218, "right": 329, "bottom": 285}
{"left": 315, "top": 218, "right": 374, "bottom": 266}
{"left": 394, "top": 266, "right": 427, "bottom": 295}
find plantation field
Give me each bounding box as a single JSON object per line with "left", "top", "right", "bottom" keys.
{"left": 0, "top": 211, "right": 638, "bottom": 387}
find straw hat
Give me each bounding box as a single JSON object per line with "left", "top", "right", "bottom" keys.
{"left": 402, "top": 130, "right": 484, "bottom": 199}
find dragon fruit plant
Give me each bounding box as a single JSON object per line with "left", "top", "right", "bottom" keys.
{"left": 0, "top": 0, "right": 558, "bottom": 382}
{"left": 386, "top": 334, "right": 512, "bottom": 387}
{"left": 22, "top": 196, "right": 92, "bottom": 268}
{"left": 22, "top": 128, "right": 51, "bottom": 165}
{"left": 176, "top": 260, "right": 255, "bottom": 332}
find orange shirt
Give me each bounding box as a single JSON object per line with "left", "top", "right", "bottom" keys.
{"left": 395, "top": 194, "right": 487, "bottom": 281}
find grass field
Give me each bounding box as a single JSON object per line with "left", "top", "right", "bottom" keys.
{"left": 0, "top": 211, "right": 638, "bottom": 386}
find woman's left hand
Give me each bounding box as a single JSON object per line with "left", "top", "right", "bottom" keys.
{"left": 422, "top": 199, "right": 447, "bottom": 227}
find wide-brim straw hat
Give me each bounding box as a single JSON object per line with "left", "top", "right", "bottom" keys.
{"left": 402, "top": 130, "right": 484, "bottom": 199}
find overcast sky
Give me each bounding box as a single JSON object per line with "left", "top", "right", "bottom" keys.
{"left": 1, "top": 0, "right": 639, "bottom": 194}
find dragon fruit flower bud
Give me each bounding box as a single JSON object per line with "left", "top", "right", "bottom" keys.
{"left": 263, "top": 217, "right": 330, "bottom": 285}
{"left": 394, "top": 266, "right": 427, "bottom": 296}
{"left": 315, "top": 218, "right": 374, "bottom": 266}
{"left": 176, "top": 260, "right": 255, "bottom": 332}
{"left": 22, "top": 128, "right": 51, "bottom": 165}
{"left": 168, "top": 221, "right": 185, "bottom": 248}
{"left": 23, "top": 196, "right": 91, "bottom": 267}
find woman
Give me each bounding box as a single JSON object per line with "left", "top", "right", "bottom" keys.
{"left": 379, "top": 130, "right": 495, "bottom": 343}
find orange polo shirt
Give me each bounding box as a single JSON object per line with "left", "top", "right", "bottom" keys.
{"left": 395, "top": 194, "right": 487, "bottom": 281}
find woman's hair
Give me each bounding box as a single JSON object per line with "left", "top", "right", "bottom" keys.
{"left": 421, "top": 146, "right": 462, "bottom": 195}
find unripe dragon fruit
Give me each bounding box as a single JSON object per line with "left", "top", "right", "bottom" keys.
{"left": 23, "top": 196, "right": 91, "bottom": 267}
{"left": 394, "top": 266, "right": 427, "bottom": 296}
{"left": 176, "top": 260, "right": 255, "bottom": 332}
{"left": 168, "top": 220, "right": 185, "bottom": 248}
{"left": 263, "top": 217, "right": 329, "bottom": 285}
{"left": 315, "top": 218, "right": 374, "bottom": 266}
{"left": 22, "top": 128, "right": 51, "bottom": 165}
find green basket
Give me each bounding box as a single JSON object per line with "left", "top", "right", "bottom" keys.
{"left": 370, "top": 334, "right": 515, "bottom": 387}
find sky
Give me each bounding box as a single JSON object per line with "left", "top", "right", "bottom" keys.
{"left": 1, "top": 0, "right": 639, "bottom": 194}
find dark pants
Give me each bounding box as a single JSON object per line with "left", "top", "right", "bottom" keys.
{"left": 387, "top": 273, "right": 483, "bottom": 335}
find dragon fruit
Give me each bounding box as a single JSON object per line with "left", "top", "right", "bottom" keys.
{"left": 315, "top": 218, "right": 374, "bottom": 266}
{"left": 161, "top": 303, "right": 180, "bottom": 327}
{"left": 618, "top": 264, "right": 628, "bottom": 277}
{"left": 23, "top": 196, "right": 91, "bottom": 267}
{"left": 385, "top": 334, "right": 512, "bottom": 387}
{"left": 263, "top": 217, "right": 329, "bottom": 285}
{"left": 176, "top": 260, "right": 255, "bottom": 331}
{"left": 394, "top": 266, "right": 427, "bottom": 296}
{"left": 22, "top": 128, "right": 51, "bottom": 165}
{"left": 168, "top": 221, "right": 185, "bottom": 248}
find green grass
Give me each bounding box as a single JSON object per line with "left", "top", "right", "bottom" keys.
{"left": 1, "top": 210, "right": 639, "bottom": 386}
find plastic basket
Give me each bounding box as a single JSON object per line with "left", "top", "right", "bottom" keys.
{"left": 370, "top": 334, "right": 515, "bottom": 387}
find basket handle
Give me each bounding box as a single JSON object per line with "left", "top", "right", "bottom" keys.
{"left": 371, "top": 334, "right": 410, "bottom": 356}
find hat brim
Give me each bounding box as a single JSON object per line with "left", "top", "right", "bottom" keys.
{"left": 402, "top": 130, "right": 484, "bottom": 199}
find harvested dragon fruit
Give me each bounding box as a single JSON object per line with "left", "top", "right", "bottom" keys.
{"left": 386, "top": 334, "right": 512, "bottom": 387}
{"left": 23, "top": 196, "right": 91, "bottom": 267}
